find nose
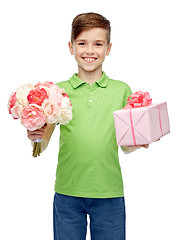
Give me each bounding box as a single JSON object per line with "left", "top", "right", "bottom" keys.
{"left": 85, "top": 44, "right": 94, "bottom": 54}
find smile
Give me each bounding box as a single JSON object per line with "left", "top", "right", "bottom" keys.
{"left": 82, "top": 57, "right": 97, "bottom": 63}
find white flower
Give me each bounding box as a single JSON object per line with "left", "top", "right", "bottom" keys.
{"left": 16, "top": 84, "right": 34, "bottom": 106}
{"left": 42, "top": 99, "right": 61, "bottom": 124}
{"left": 59, "top": 97, "right": 73, "bottom": 124}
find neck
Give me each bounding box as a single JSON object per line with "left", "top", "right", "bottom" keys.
{"left": 77, "top": 67, "right": 103, "bottom": 86}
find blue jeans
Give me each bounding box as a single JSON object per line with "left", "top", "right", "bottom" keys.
{"left": 53, "top": 192, "right": 126, "bottom": 240}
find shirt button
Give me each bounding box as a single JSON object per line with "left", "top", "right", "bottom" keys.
{"left": 89, "top": 99, "right": 92, "bottom": 102}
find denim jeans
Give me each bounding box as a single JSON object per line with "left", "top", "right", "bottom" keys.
{"left": 53, "top": 192, "right": 126, "bottom": 240}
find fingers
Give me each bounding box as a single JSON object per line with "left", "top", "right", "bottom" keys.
{"left": 143, "top": 144, "right": 149, "bottom": 148}
{"left": 136, "top": 144, "right": 149, "bottom": 148}
{"left": 27, "top": 131, "right": 43, "bottom": 141}
{"left": 27, "top": 124, "right": 47, "bottom": 141}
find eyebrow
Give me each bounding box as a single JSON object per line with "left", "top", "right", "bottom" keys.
{"left": 75, "top": 39, "right": 106, "bottom": 43}
{"left": 95, "top": 40, "right": 105, "bottom": 43}
{"left": 75, "top": 39, "right": 86, "bottom": 42}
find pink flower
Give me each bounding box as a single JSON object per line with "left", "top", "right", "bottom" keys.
{"left": 34, "top": 81, "right": 54, "bottom": 88}
{"left": 8, "top": 92, "right": 17, "bottom": 114}
{"left": 11, "top": 102, "right": 23, "bottom": 119}
{"left": 21, "top": 104, "right": 46, "bottom": 131}
{"left": 63, "top": 92, "right": 69, "bottom": 98}
{"left": 8, "top": 92, "right": 23, "bottom": 119}
{"left": 48, "top": 84, "right": 64, "bottom": 105}
{"left": 27, "top": 88, "right": 48, "bottom": 105}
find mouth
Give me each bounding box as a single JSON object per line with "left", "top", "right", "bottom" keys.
{"left": 82, "top": 57, "right": 97, "bottom": 63}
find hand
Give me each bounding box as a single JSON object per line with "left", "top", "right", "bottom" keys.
{"left": 124, "top": 144, "right": 149, "bottom": 149}
{"left": 27, "top": 123, "right": 47, "bottom": 141}
{"left": 121, "top": 144, "right": 149, "bottom": 154}
{"left": 136, "top": 144, "right": 149, "bottom": 149}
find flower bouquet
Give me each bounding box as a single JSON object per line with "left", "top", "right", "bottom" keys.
{"left": 8, "top": 81, "right": 72, "bottom": 157}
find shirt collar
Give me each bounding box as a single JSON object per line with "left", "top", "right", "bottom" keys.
{"left": 69, "top": 72, "right": 109, "bottom": 89}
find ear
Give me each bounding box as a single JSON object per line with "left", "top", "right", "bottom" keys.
{"left": 68, "top": 41, "right": 74, "bottom": 55}
{"left": 106, "top": 43, "right": 112, "bottom": 56}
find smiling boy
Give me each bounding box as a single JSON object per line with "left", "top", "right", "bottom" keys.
{"left": 27, "top": 12, "right": 148, "bottom": 240}
{"left": 68, "top": 27, "right": 112, "bottom": 84}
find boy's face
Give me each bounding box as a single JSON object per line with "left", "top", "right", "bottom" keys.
{"left": 68, "top": 28, "right": 112, "bottom": 74}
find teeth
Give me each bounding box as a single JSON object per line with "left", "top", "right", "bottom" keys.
{"left": 83, "top": 58, "right": 96, "bottom": 62}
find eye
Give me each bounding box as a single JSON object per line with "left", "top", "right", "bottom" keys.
{"left": 96, "top": 43, "right": 103, "bottom": 47}
{"left": 78, "top": 42, "right": 85, "bottom": 46}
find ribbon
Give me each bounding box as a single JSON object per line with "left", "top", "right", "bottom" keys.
{"left": 124, "top": 90, "right": 152, "bottom": 145}
{"left": 129, "top": 109, "right": 136, "bottom": 145}
{"left": 123, "top": 91, "right": 163, "bottom": 145}
{"left": 157, "top": 104, "right": 163, "bottom": 136}
{"left": 34, "top": 138, "right": 42, "bottom": 143}
{"left": 124, "top": 90, "right": 152, "bottom": 109}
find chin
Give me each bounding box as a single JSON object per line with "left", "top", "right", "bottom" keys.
{"left": 82, "top": 65, "right": 102, "bottom": 72}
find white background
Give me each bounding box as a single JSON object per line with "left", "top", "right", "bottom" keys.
{"left": 0, "top": 0, "right": 177, "bottom": 239}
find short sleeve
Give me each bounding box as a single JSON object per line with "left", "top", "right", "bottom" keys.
{"left": 123, "top": 85, "right": 132, "bottom": 108}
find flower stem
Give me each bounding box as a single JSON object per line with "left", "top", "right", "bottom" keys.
{"left": 33, "top": 142, "right": 42, "bottom": 157}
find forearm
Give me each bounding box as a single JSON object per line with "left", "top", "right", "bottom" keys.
{"left": 41, "top": 123, "right": 55, "bottom": 152}
{"left": 41, "top": 138, "right": 49, "bottom": 152}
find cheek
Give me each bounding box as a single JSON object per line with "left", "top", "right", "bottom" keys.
{"left": 98, "top": 49, "right": 107, "bottom": 58}
{"left": 96, "top": 46, "right": 107, "bottom": 55}
{"left": 73, "top": 46, "right": 83, "bottom": 56}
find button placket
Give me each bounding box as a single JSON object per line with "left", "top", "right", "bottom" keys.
{"left": 89, "top": 88, "right": 94, "bottom": 103}
{"left": 88, "top": 87, "right": 94, "bottom": 107}
{"left": 87, "top": 83, "right": 96, "bottom": 108}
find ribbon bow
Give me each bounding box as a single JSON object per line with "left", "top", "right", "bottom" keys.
{"left": 124, "top": 90, "right": 152, "bottom": 109}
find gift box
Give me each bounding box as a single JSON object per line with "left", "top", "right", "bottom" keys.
{"left": 113, "top": 91, "right": 170, "bottom": 146}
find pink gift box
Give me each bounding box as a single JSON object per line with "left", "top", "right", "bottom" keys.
{"left": 113, "top": 102, "right": 170, "bottom": 146}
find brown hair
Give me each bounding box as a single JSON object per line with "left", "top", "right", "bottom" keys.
{"left": 71, "top": 12, "right": 111, "bottom": 44}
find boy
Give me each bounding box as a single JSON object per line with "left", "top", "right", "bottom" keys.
{"left": 27, "top": 12, "right": 148, "bottom": 240}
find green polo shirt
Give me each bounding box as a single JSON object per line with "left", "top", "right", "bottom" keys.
{"left": 55, "top": 72, "right": 132, "bottom": 198}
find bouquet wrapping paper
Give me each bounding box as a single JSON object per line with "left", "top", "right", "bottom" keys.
{"left": 113, "top": 91, "right": 170, "bottom": 146}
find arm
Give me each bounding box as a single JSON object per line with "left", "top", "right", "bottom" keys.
{"left": 121, "top": 145, "right": 149, "bottom": 154}
{"left": 27, "top": 123, "right": 56, "bottom": 152}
